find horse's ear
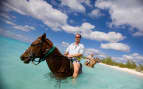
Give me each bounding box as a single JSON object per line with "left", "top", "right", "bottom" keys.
{"left": 42, "top": 33, "right": 46, "bottom": 41}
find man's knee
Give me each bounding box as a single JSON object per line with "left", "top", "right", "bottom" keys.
{"left": 73, "top": 62, "right": 79, "bottom": 68}
{"left": 74, "top": 69, "right": 79, "bottom": 74}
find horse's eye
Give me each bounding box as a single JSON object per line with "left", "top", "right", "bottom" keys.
{"left": 31, "top": 44, "right": 35, "bottom": 46}
{"left": 39, "top": 40, "right": 42, "bottom": 43}
{"left": 46, "top": 49, "right": 49, "bottom": 51}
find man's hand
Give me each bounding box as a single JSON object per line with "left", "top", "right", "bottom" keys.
{"left": 67, "top": 54, "right": 82, "bottom": 58}
{"left": 67, "top": 54, "right": 73, "bottom": 58}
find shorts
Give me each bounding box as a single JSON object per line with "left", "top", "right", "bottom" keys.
{"left": 70, "top": 58, "right": 80, "bottom": 64}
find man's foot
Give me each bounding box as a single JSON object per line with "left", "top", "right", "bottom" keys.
{"left": 72, "top": 78, "right": 76, "bottom": 84}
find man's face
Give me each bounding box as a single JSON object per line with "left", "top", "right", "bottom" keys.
{"left": 75, "top": 34, "right": 81, "bottom": 43}
{"left": 91, "top": 54, "right": 94, "bottom": 57}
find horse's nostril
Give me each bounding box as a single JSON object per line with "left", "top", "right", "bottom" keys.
{"left": 24, "top": 60, "right": 30, "bottom": 64}
{"left": 20, "top": 56, "right": 24, "bottom": 61}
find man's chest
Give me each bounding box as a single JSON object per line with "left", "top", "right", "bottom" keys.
{"left": 69, "top": 45, "right": 80, "bottom": 51}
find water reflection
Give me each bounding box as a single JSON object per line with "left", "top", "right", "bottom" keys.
{"left": 43, "top": 72, "right": 73, "bottom": 89}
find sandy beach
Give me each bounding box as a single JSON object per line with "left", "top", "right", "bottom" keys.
{"left": 99, "top": 63, "right": 143, "bottom": 77}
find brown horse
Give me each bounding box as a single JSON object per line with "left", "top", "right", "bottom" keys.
{"left": 84, "top": 57, "right": 101, "bottom": 68}
{"left": 20, "top": 33, "right": 82, "bottom": 78}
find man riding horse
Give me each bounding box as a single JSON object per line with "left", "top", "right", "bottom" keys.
{"left": 64, "top": 33, "right": 84, "bottom": 79}
{"left": 20, "top": 33, "right": 84, "bottom": 79}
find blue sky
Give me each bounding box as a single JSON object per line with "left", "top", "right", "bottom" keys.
{"left": 0, "top": 0, "right": 143, "bottom": 64}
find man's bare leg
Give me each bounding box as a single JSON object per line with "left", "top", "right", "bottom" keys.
{"left": 72, "top": 62, "right": 80, "bottom": 79}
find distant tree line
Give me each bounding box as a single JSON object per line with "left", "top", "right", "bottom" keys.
{"left": 101, "top": 57, "right": 143, "bottom": 72}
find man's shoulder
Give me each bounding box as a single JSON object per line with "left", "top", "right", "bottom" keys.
{"left": 79, "top": 43, "right": 84, "bottom": 48}
{"left": 69, "top": 43, "right": 74, "bottom": 46}
{"left": 67, "top": 43, "right": 74, "bottom": 47}
{"left": 69, "top": 43, "right": 84, "bottom": 47}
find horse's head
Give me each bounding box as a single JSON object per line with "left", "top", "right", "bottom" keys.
{"left": 20, "top": 33, "right": 53, "bottom": 64}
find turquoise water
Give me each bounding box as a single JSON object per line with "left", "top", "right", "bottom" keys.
{"left": 0, "top": 36, "right": 143, "bottom": 89}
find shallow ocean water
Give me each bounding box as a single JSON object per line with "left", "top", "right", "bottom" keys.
{"left": 0, "top": 36, "right": 143, "bottom": 89}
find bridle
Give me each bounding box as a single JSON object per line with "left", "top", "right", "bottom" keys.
{"left": 29, "top": 40, "right": 56, "bottom": 65}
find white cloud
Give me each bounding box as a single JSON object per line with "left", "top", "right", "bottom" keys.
{"left": 0, "top": 12, "right": 10, "bottom": 20}
{"left": 61, "top": 41, "right": 70, "bottom": 48}
{"left": 62, "top": 22, "right": 94, "bottom": 33}
{"left": 123, "top": 53, "right": 143, "bottom": 61}
{"left": 4, "top": 20, "right": 35, "bottom": 32}
{"left": 4, "top": 20, "right": 16, "bottom": 25}
{"left": 62, "top": 22, "right": 124, "bottom": 42}
{"left": 95, "top": 0, "right": 143, "bottom": 36}
{"left": 107, "top": 52, "right": 143, "bottom": 65}
{"left": 61, "top": 0, "right": 85, "bottom": 12}
{"left": 88, "top": 9, "right": 104, "bottom": 18}
{"left": 113, "top": 53, "right": 143, "bottom": 64}
{"left": 80, "top": 22, "right": 95, "bottom": 30}
{"left": 13, "top": 25, "right": 35, "bottom": 32}
{"left": 3, "top": 0, "right": 125, "bottom": 43}
{"left": 62, "top": 24, "right": 81, "bottom": 33}
{"left": 4, "top": 0, "right": 68, "bottom": 31}
{"left": 83, "top": 31, "right": 124, "bottom": 42}
{"left": 0, "top": 28, "right": 33, "bottom": 42}
{"left": 101, "top": 43, "right": 130, "bottom": 52}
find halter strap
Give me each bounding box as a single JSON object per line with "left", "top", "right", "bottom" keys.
{"left": 40, "top": 46, "right": 56, "bottom": 61}
{"left": 32, "top": 46, "right": 56, "bottom": 65}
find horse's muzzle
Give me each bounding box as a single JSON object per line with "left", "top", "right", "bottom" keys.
{"left": 20, "top": 56, "right": 30, "bottom": 64}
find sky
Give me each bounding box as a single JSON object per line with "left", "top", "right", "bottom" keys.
{"left": 0, "top": 0, "right": 143, "bottom": 64}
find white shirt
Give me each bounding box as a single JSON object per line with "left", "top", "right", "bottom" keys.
{"left": 66, "top": 43, "right": 84, "bottom": 55}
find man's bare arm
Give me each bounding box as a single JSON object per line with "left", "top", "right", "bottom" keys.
{"left": 67, "top": 53, "right": 82, "bottom": 58}
{"left": 64, "top": 52, "right": 69, "bottom": 56}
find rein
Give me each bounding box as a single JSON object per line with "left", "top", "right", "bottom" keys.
{"left": 32, "top": 46, "right": 56, "bottom": 65}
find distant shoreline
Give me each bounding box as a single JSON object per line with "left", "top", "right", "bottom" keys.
{"left": 99, "top": 63, "right": 143, "bottom": 77}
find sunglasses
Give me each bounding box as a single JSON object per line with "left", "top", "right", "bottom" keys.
{"left": 75, "top": 36, "right": 81, "bottom": 39}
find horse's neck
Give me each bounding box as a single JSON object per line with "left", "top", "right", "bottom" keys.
{"left": 46, "top": 47, "right": 72, "bottom": 77}
{"left": 53, "top": 48, "right": 63, "bottom": 56}
{"left": 48, "top": 47, "right": 65, "bottom": 60}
